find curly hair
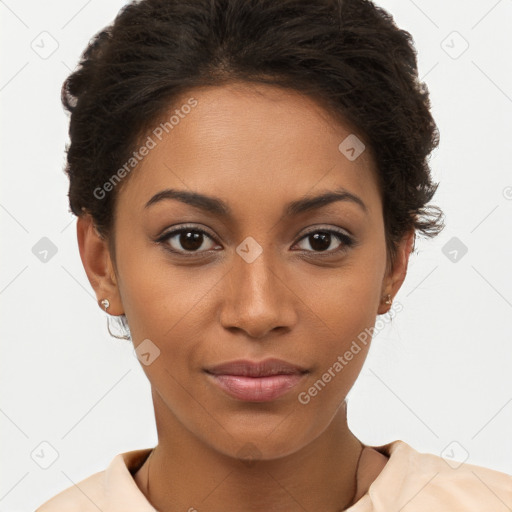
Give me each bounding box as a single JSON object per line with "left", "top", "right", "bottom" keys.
{"left": 62, "top": 0, "right": 444, "bottom": 272}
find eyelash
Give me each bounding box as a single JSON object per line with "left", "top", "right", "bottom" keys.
{"left": 155, "top": 224, "right": 356, "bottom": 258}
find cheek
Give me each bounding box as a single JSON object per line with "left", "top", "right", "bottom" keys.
{"left": 301, "top": 289, "right": 376, "bottom": 397}
{"left": 297, "top": 245, "right": 386, "bottom": 385}
{"left": 114, "top": 234, "right": 214, "bottom": 342}
{"left": 294, "top": 283, "right": 380, "bottom": 422}
{"left": 303, "top": 254, "right": 385, "bottom": 338}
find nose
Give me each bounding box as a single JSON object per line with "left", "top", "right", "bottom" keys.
{"left": 219, "top": 247, "right": 298, "bottom": 339}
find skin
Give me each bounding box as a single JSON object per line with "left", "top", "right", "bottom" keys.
{"left": 78, "top": 82, "right": 414, "bottom": 512}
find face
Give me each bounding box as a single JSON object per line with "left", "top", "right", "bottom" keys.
{"left": 81, "top": 82, "right": 410, "bottom": 460}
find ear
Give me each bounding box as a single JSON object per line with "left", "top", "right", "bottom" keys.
{"left": 377, "top": 229, "right": 415, "bottom": 315}
{"left": 76, "top": 213, "right": 124, "bottom": 315}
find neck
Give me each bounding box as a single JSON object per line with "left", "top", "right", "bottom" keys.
{"left": 138, "top": 392, "right": 364, "bottom": 512}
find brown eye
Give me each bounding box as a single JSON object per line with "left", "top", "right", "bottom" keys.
{"left": 158, "top": 227, "right": 219, "bottom": 254}
{"left": 294, "top": 229, "right": 354, "bottom": 254}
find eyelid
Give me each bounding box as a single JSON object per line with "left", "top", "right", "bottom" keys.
{"left": 156, "top": 223, "right": 356, "bottom": 256}
{"left": 157, "top": 223, "right": 218, "bottom": 240}
{"left": 299, "top": 224, "right": 352, "bottom": 238}
{"left": 156, "top": 224, "right": 220, "bottom": 249}
{"left": 293, "top": 226, "right": 355, "bottom": 254}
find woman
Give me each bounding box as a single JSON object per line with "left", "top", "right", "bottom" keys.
{"left": 36, "top": 0, "right": 512, "bottom": 510}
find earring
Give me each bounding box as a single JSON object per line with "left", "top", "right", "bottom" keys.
{"left": 383, "top": 293, "right": 392, "bottom": 305}
{"left": 100, "top": 298, "right": 131, "bottom": 340}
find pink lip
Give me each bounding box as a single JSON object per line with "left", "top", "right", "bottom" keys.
{"left": 205, "top": 358, "right": 308, "bottom": 402}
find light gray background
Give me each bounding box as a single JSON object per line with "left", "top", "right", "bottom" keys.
{"left": 1, "top": 1, "right": 511, "bottom": 510}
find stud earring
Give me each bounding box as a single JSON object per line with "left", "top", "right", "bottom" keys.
{"left": 100, "top": 298, "right": 131, "bottom": 340}
{"left": 383, "top": 293, "right": 392, "bottom": 305}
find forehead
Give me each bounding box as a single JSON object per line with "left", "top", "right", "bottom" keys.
{"left": 116, "top": 82, "right": 381, "bottom": 218}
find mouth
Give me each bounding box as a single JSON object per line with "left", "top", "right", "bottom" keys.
{"left": 204, "top": 358, "right": 309, "bottom": 402}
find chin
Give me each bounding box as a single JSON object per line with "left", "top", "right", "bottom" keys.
{"left": 204, "top": 416, "right": 320, "bottom": 462}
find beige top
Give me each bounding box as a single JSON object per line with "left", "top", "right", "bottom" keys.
{"left": 35, "top": 440, "right": 512, "bottom": 511}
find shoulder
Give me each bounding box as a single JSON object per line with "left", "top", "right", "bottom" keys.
{"left": 358, "top": 440, "right": 512, "bottom": 511}
{"left": 35, "top": 468, "right": 107, "bottom": 511}
{"left": 35, "top": 448, "right": 155, "bottom": 512}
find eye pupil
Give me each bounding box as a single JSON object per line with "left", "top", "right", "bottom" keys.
{"left": 180, "top": 231, "right": 203, "bottom": 251}
{"left": 162, "top": 227, "right": 349, "bottom": 257}
{"left": 309, "top": 232, "right": 331, "bottom": 252}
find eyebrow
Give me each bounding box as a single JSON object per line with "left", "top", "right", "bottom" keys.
{"left": 144, "top": 187, "right": 368, "bottom": 217}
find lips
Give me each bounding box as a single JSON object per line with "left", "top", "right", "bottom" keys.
{"left": 205, "top": 358, "right": 308, "bottom": 377}
{"left": 204, "top": 358, "right": 309, "bottom": 402}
